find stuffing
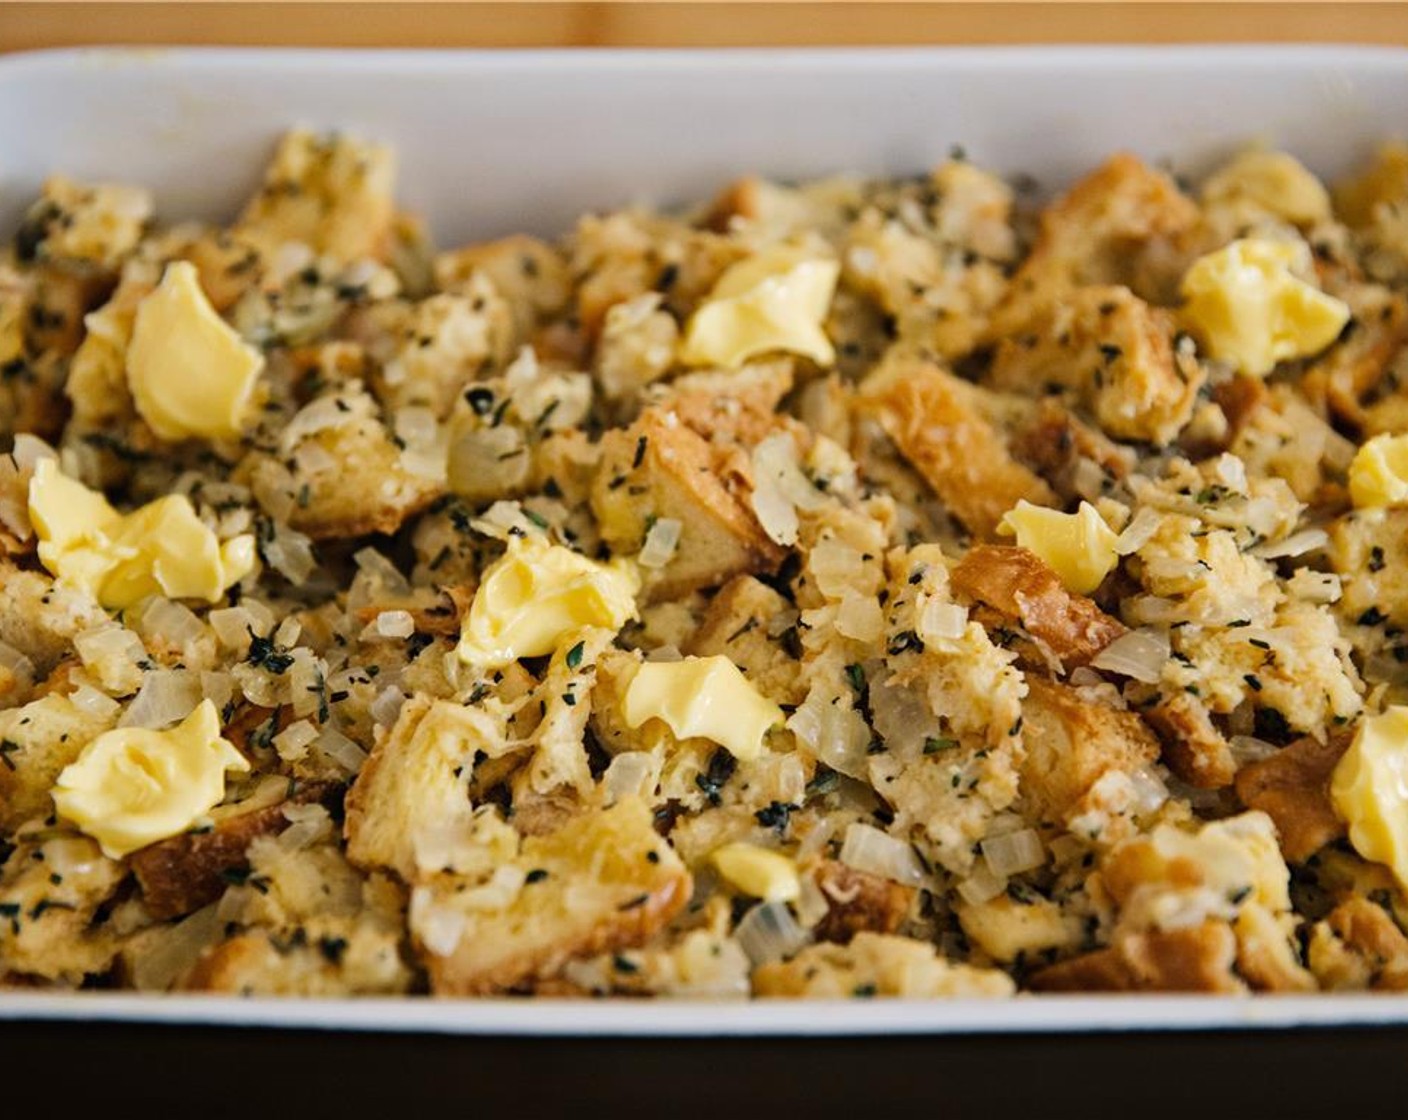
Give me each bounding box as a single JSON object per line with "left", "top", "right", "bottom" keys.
{"left": 988, "top": 284, "right": 1203, "bottom": 445}
{"left": 753, "top": 932, "right": 1015, "bottom": 998}
{"left": 8, "top": 128, "right": 1408, "bottom": 1004}
{"left": 234, "top": 129, "right": 396, "bottom": 264}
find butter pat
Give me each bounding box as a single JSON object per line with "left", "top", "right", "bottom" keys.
{"left": 28, "top": 458, "right": 255, "bottom": 610}
{"left": 52, "top": 700, "right": 251, "bottom": 859}
{"left": 711, "top": 842, "right": 801, "bottom": 902}
{"left": 1331, "top": 707, "right": 1408, "bottom": 891}
{"left": 1349, "top": 433, "right": 1408, "bottom": 509}
{"left": 999, "top": 499, "right": 1119, "bottom": 594}
{"left": 680, "top": 246, "right": 839, "bottom": 369}
{"left": 621, "top": 655, "right": 782, "bottom": 762}
{"left": 1202, "top": 150, "right": 1331, "bottom": 226}
{"left": 127, "top": 260, "right": 265, "bottom": 440}
{"left": 456, "top": 535, "right": 640, "bottom": 669}
{"left": 1179, "top": 238, "right": 1350, "bottom": 377}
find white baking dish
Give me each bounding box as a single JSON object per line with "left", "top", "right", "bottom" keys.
{"left": 2, "top": 44, "right": 1407, "bottom": 1035}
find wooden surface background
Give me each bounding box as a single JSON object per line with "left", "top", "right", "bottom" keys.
{"left": 2, "top": 2, "right": 1407, "bottom": 53}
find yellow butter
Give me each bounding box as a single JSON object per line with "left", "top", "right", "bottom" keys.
{"left": 999, "top": 499, "right": 1119, "bottom": 595}
{"left": 1179, "top": 238, "right": 1350, "bottom": 377}
{"left": 456, "top": 535, "right": 640, "bottom": 669}
{"left": 1331, "top": 707, "right": 1408, "bottom": 891}
{"left": 1349, "top": 433, "right": 1408, "bottom": 509}
{"left": 52, "top": 700, "right": 251, "bottom": 859}
{"left": 29, "top": 458, "right": 255, "bottom": 610}
{"left": 1202, "top": 150, "right": 1331, "bottom": 226}
{"left": 711, "top": 842, "right": 801, "bottom": 902}
{"left": 680, "top": 246, "right": 839, "bottom": 369}
{"left": 127, "top": 260, "right": 265, "bottom": 441}
{"left": 621, "top": 655, "right": 782, "bottom": 762}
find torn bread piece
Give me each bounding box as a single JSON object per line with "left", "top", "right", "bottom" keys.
{"left": 951, "top": 545, "right": 1127, "bottom": 666}
{"left": 592, "top": 409, "right": 783, "bottom": 599}
{"left": 857, "top": 352, "right": 1055, "bottom": 539}
{"left": 411, "top": 798, "right": 691, "bottom": 994}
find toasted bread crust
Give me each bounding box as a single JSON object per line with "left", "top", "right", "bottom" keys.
{"left": 952, "top": 545, "right": 1126, "bottom": 665}
{"left": 858, "top": 355, "right": 1055, "bottom": 539}
{"left": 1234, "top": 732, "right": 1350, "bottom": 862}
{"left": 131, "top": 782, "right": 338, "bottom": 921}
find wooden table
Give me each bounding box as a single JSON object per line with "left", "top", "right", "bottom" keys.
{"left": 3, "top": 2, "right": 1407, "bottom": 52}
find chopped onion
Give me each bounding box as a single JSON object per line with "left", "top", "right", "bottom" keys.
{"left": 1251, "top": 528, "right": 1328, "bottom": 559}
{"left": 74, "top": 623, "right": 146, "bottom": 678}
{"left": 734, "top": 900, "right": 810, "bottom": 965}
{"left": 469, "top": 500, "right": 537, "bottom": 542}
{"left": 1115, "top": 507, "right": 1163, "bottom": 555}
{"left": 1287, "top": 569, "right": 1341, "bottom": 604}
{"left": 808, "top": 540, "right": 864, "bottom": 600}
{"left": 274, "top": 719, "right": 319, "bottom": 763}
{"left": 447, "top": 425, "right": 530, "bottom": 501}
{"left": 638, "top": 517, "right": 682, "bottom": 569}
{"left": 455, "top": 865, "right": 527, "bottom": 912}
{"left": 1127, "top": 766, "right": 1170, "bottom": 816}
{"left": 130, "top": 904, "right": 223, "bottom": 991}
{"left": 604, "top": 751, "right": 660, "bottom": 803}
{"left": 69, "top": 683, "right": 120, "bottom": 719}
{"left": 838, "top": 822, "right": 926, "bottom": 887}
{"left": 794, "top": 875, "right": 831, "bottom": 929}
{"left": 412, "top": 889, "right": 467, "bottom": 957}
{"left": 956, "top": 857, "right": 1008, "bottom": 906}
{"left": 371, "top": 610, "right": 416, "bottom": 639}
{"left": 314, "top": 726, "right": 368, "bottom": 774}
{"left": 137, "top": 598, "right": 205, "bottom": 647}
{"left": 200, "top": 671, "right": 234, "bottom": 713}
{"left": 370, "top": 685, "right": 406, "bottom": 727}
{"left": 277, "top": 802, "right": 331, "bottom": 850}
{"left": 787, "top": 687, "right": 871, "bottom": 779}
{"left": 980, "top": 828, "right": 1046, "bottom": 876}
{"left": 835, "top": 593, "right": 884, "bottom": 642}
{"left": 261, "top": 523, "right": 317, "bottom": 584}
{"left": 0, "top": 640, "right": 35, "bottom": 693}
{"left": 918, "top": 596, "right": 967, "bottom": 643}
{"left": 208, "top": 606, "right": 267, "bottom": 651}
{"left": 1090, "top": 627, "right": 1170, "bottom": 684}
{"left": 354, "top": 547, "right": 411, "bottom": 596}
{"left": 1212, "top": 454, "right": 1248, "bottom": 494}
{"left": 119, "top": 670, "right": 203, "bottom": 730}
{"left": 1229, "top": 735, "right": 1280, "bottom": 766}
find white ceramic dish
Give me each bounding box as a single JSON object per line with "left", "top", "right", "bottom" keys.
{"left": 2, "top": 43, "right": 1408, "bottom": 1035}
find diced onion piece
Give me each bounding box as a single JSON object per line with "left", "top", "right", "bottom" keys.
{"left": 734, "top": 900, "right": 809, "bottom": 966}
{"left": 274, "top": 719, "right": 319, "bottom": 763}
{"left": 412, "top": 889, "right": 467, "bottom": 957}
{"left": 200, "top": 670, "right": 234, "bottom": 714}
{"left": 372, "top": 609, "right": 416, "bottom": 639}
{"left": 1229, "top": 735, "right": 1280, "bottom": 766}
{"left": 138, "top": 597, "right": 205, "bottom": 647}
{"left": 835, "top": 593, "right": 884, "bottom": 642}
{"left": 956, "top": 857, "right": 1008, "bottom": 906}
{"left": 979, "top": 828, "right": 1046, "bottom": 877}
{"left": 918, "top": 596, "right": 967, "bottom": 643}
{"left": 118, "top": 670, "right": 203, "bottom": 730}
{"left": 1250, "top": 528, "right": 1328, "bottom": 559}
{"left": 638, "top": 517, "right": 682, "bottom": 569}
{"left": 354, "top": 547, "right": 411, "bottom": 595}
{"left": 1090, "top": 627, "right": 1170, "bottom": 684}
{"left": 1115, "top": 507, "right": 1163, "bottom": 555}
{"left": 786, "top": 687, "right": 871, "bottom": 779}
{"left": 808, "top": 540, "right": 864, "bottom": 600}
{"left": 314, "top": 726, "right": 368, "bottom": 774}
{"left": 838, "top": 822, "right": 926, "bottom": 887}
{"left": 370, "top": 686, "right": 406, "bottom": 727}
{"left": 603, "top": 751, "right": 660, "bottom": 803}
{"left": 69, "top": 683, "right": 120, "bottom": 719}
{"left": 0, "top": 641, "right": 35, "bottom": 693}
{"left": 1287, "top": 569, "right": 1341, "bottom": 604}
